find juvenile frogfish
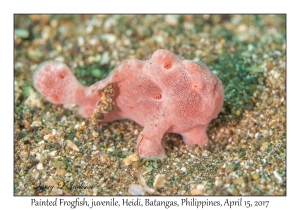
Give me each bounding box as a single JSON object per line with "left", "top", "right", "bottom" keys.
{"left": 33, "top": 49, "right": 224, "bottom": 159}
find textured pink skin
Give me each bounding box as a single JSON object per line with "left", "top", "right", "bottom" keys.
{"left": 33, "top": 49, "right": 224, "bottom": 159}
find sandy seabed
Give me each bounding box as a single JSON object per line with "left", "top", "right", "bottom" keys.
{"left": 14, "top": 14, "right": 286, "bottom": 196}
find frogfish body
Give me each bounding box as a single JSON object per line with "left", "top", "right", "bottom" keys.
{"left": 33, "top": 49, "right": 224, "bottom": 159}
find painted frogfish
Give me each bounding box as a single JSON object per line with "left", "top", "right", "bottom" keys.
{"left": 33, "top": 49, "right": 224, "bottom": 159}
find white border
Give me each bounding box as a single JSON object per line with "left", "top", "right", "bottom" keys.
{"left": 3, "top": 0, "right": 297, "bottom": 209}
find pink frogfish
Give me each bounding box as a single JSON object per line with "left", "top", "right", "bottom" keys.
{"left": 33, "top": 49, "right": 224, "bottom": 159}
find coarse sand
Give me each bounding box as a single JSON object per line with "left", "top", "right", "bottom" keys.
{"left": 14, "top": 14, "right": 286, "bottom": 196}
